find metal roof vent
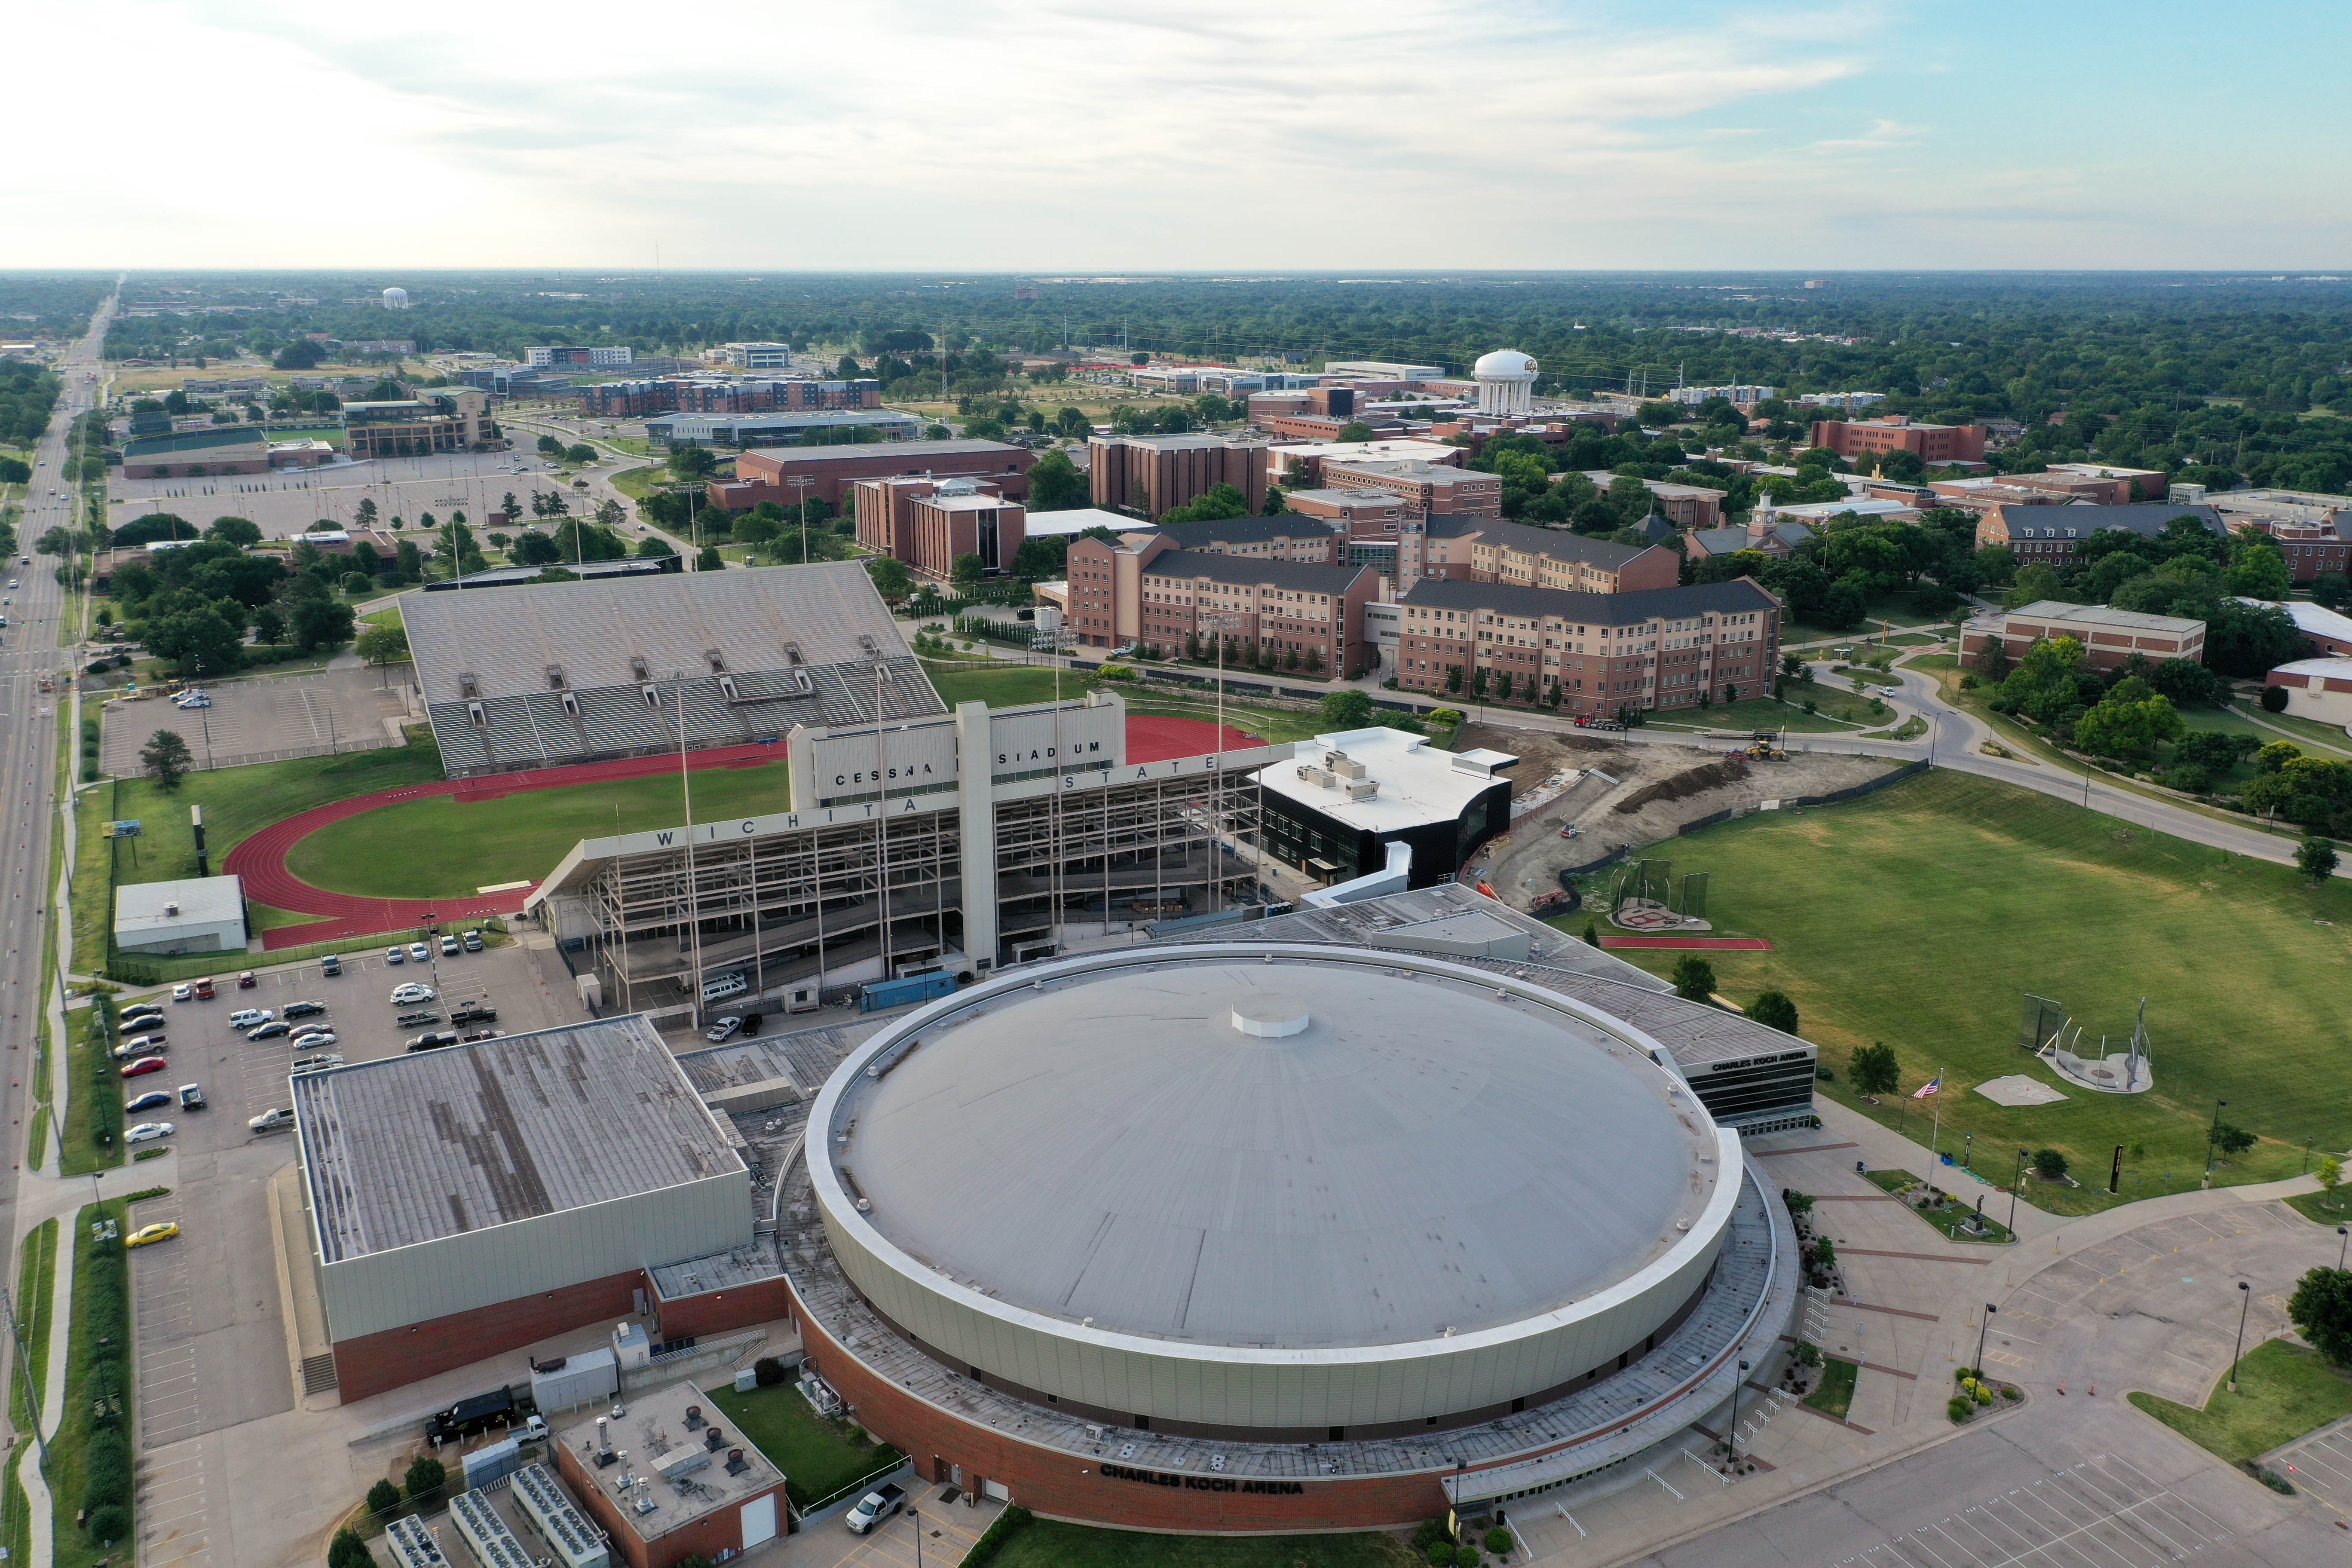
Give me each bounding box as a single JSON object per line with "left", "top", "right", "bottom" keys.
{"left": 1231, "top": 1008, "right": 1310, "bottom": 1039}
{"left": 705, "top": 650, "right": 727, "bottom": 674}
{"left": 458, "top": 671, "right": 480, "bottom": 698}
{"left": 545, "top": 665, "right": 567, "bottom": 689}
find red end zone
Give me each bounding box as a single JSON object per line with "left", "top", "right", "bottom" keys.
{"left": 233, "top": 719, "right": 1265, "bottom": 950}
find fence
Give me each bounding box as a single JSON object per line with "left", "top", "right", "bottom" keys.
{"left": 790, "top": 1458, "right": 917, "bottom": 1529}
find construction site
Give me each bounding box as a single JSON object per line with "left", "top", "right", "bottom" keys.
{"left": 1462, "top": 724, "right": 1899, "bottom": 918}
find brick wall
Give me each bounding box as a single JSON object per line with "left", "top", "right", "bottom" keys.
{"left": 331, "top": 1268, "right": 646, "bottom": 1403}
{"left": 655, "top": 1275, "right": 797, "bottom": 1341}
{"left": 559, "top": 1436, "right": 786, "bottom": 1568}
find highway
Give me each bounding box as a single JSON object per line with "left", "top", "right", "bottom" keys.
{"left": 0, "top": 290, "right": 114, "bottom": 1457}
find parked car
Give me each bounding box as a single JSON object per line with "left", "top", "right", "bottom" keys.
{"left": 289, "top": 1029, "right": 337, "bottom": 1049}
{"left": 248, "top": 1020, "right": 291, "bottom": 1040}
{"left": 126, "top": 1122, "right": 175, "bottom": 1144}
{"left": 178, "top": 1083, "right": 206, "bottom": 1110}
{"left": 390, "top": 982, "right": 436, "bottom": 1005}
{"left": 705, "top": 1016, "right": 743, "bottom": 1043}
{"left": 236, "top": 971, "right": 257, "bottom": 989}
{"left": 395, "top": 1009, "right": 443, "bottom": 1027}
{"left": 125, "top": 1222, "right": 181, "bottom": 1249}
{"left": 462, "top": 929, "right": 484, "bottom": 952}
{"left": 845, "top": 1484, "right": 907, "bottom": 1534}
{"left": 125, "top": 1090, "right": 172, "bottom": 1113}
{"left": 291, "top": 1053, "right": 345, "bottom": 1072}
{"left": 248, "top": 1107, "right": 295, "bottom": 1133}
{"left": 385, "top": 946, "right": 405, "bottom": 965}
{"left": 120, "top": 1057, "right": 169, "bottom": 1078}
{"left": 320, "top": 953, "right": 343, "bottom": 977}
{"left": 119, "top": 1005, "right": 165, "bottom": 1028}
{"left": 171, "top": 983, "right": 192, "bottom": 1001}
{"left": 284, "top": 1000, "right": 328, "bottom": 1019}
{"left": 408, "top": 942, "right": 432, "bottom": 963}
{"left": 447, "top": 1005, "right": 497, "bottom": 1026}
{"left": 174, "top": 694, "right": 211, "bottom": 710}
{"left": 192, "top": 977, "right": 215, "bottom": 998}
{"left": 112, "top": 1037, "right": 167, "bottom": 1060}
{"left": 404, "top": 1031, "right": 460, "bottom": 1052}
{"left": 440, "top": 935, "right": 461, "bottom": 956}
{"left": 457, "top": 1029, "right": 504, "bottom": 1044}
{"left": 227, "top": 1008, "right": 272, "bottom": 1029}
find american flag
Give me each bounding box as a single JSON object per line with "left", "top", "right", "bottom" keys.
{"left": 1911, "top": 1073, "right": 1942, "bottom": 1099}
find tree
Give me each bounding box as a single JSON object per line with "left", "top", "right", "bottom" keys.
{"left": 696, "top": 544, "right": 724, "bottom": 572}
{"left": 2289, "top": 1268, "right": 2352, "bottom": 1367}
{"left": 667, "top": 443, "right": 718, "bottom": 484}
{"left": 638, "top": 535, "right": 677, "bottom": 559}
{"left": 355, "top": 623, "right": 410, "bottom": 667}
{"left": 1746, "top": 990, "right": 1799, "bottom": 1035}
{"left": 146, "top": 606, "right": 245, "bottom": 676}
{"left": 2214, "top": 1123, "right": 2256, "bottom": 1158}
{"left": 203, "top": 515, "right": 262, "bottom": 548}
{"left": 866, "top": 557, "right": 912, "bottom": 599}
{"left": 330, "top": 1529, "right": 376, "bottom": 1568}
{"left": 511, "top": 530, "right": 562, "bottom": 567}
{"left": 2318, "top": 1154, "right": 2344, "bottom": 1211}
{"left": 2227, "top": 537, "right": 2292, "bottom": 600}
{"left": 1157, "top": 483, "right": 1252, "bottom": 526}
{"left": 1848, "top": 1041, "right": 1899, "bottom": 1096}
{"left": 1027, "top": 449, "right": 1088, "bottom": 511}
{"left": 2298, "top": 836, "right": 2340, "bottom": 882}
{"left": 251, "top": 604, "right": 286, "bottom": 645}
{"left": 2262, "top": 684, "right": 2289, "bottom": 712}
{"left": 950, "top": 552, "right": 986, "bottom": 594}
{"left": 403, "top": 1455, "right": 445, "bottom": 1500}
{"left": 1320, "top": 689, "right": 1373, "bottom": 729}
{"left": 291, "top": 597, "right": 356, "bottom": 652}
{"left": 2313, "top": 573, "right": 2352, "bottom": 612}
{"left": 536, "top": 434, "right": 563, "bottom": 456}
{"left": 1583, "top": 920, "right": 1600, "bottom": 947}
{"left": 1670, "top": 953, "right": 1717, "bottom": 1003}
{"left": 0, "top": 457, "right": 28, "bottom": 485}
{"left": 140, "top": 730, "right": 193, "bottom": 790}
{"left": 364, "top": 1478, "right": 401, "bottom": 1516}
{"left": 2001, "top": 564, "right": 2069, "bottom": 611}
{"left": 2032, "top": 1148, "right": 2069, "bottom": 1179}
{"left": 1333, "top": 421, "right": 1377, "bottom": 443}
{"left": 566, "top": 443, "right": 596, "bottom": 464}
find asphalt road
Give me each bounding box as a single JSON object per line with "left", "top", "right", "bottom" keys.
{"left": 0, "top": 289, "right": 115, "bottom": 1452}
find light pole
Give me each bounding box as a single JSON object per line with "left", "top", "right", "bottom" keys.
{"left": 2339, "top": 1227, "right": 2348, "bottom": 1271}
{"left": 1962, "top": 1130, "right": 1973, "bottom": 1179}
{"left": 785, "top": 475, "right": 818, "bottom": 566}
{"left": 1729, "top": 1358, "right": 1750, "bottom": 1462}
{"left": 1974, "top": 1303, "right": 1995, "bottom": 1373}
{"left": 2228, "top": 1280, "right": 2251, "bottom": 1392}
{"left": 2206, "top": 1098, "right": 2229, "bottom": 1173}
{"left": 2009, "top": 1148, "right": 2028, "bottom": 1235}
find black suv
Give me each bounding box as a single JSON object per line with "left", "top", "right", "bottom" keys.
{"left": 284, "top": 1000, "right": 328, "bottom": 1020}
{"left": 449, "top": 1005, "right": 498, "bottom": 1026}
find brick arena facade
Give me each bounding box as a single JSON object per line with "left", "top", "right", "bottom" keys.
{"left": 331, "top": 1268, "right": 646, "bottom": 1404}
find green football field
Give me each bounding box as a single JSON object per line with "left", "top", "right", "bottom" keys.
{"left": 1604, "top": 769, "right": 2352, "bottom": 1211}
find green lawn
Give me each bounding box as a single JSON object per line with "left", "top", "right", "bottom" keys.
{"left": 1804, "top": 1358, "right": 1860, "bottom": 1420}
{"left": 1785, "top": 596, "right": 1946, "bottom": 644}
{"left": 52, "top": 1199, "right": 132, "bottom": 1568}
{"left": 1648, "top": 695, "right": 1862, "bottom": 734}
{"left": 59, "top": 1004, "right": 125, "bottom": 1178}
{"left": 1609, "top": 769, "right": 2352, "bottom": 1212}
{"left": 10, "top": 1219, "right": 57, "bottom": 1436}
{"left": 1779, "top": 677, "right": 1895, "bottom": 726}
{"left": 2128, "top": 1340, "right": 2352, "bottom": 1465}
{"left": 287, "top": 758, "right": 791, "bottom": 900}
{"left": 1862, "top": 1170, "right": 2015, "bottom": 1243}
{"left": 2283, "top": 1189, "right": 2352, "bottom": 1227}
{"left": 704, "top": 1378, "right": 903, "bottom": 1510}
{"left": 610, "top": 465, "right": 664, "bottom": 501}
{"left": 2229, "top": 703, "right": 2352, "bottom": 757}
{"left": 992, "top": 1520, "right": 1423, "bottom": 1568}
{"left": 73, "top": 731, "right": 446, "bottom": 971}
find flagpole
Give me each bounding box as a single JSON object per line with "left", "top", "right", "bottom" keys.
{"left": 1928, "top": 1069, "right": 1944, "bottom": 1159}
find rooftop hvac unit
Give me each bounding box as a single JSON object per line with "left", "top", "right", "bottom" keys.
{"left": 1297, "top": 766, "right": 1334, "bottom": 788}
{"left": 1345, "top": 778, "right": 1379, "bottom": 800}
{"left": 653, "top": 1442, "right": 711, "bottom": 1480}
{"left": 1326, "top": 753, "right": 1368, "bottom": 780}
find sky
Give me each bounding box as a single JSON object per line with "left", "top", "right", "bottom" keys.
{"left": 8, "top": 0, "right": 2348, "bottom": 271}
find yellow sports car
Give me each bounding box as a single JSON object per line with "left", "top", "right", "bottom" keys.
{"left": 125, "top": 1222, "right": 181, "bottom": 1249}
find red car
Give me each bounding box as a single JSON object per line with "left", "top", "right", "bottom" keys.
{"left": 119, "top": 1056, "right": 170, "bottom": 1078}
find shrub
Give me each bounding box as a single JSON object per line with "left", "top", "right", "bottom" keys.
{"left": 1097, "top": 663, "right": 1136, "bottom": 682}
{"left": 1792, "top": 1340, "right": 1822, "bottom": 1368}
{"left": 2001, "top": 1384, "right": 2022, "bottom": 1400}
{"left": 1427, "top": 1549, "right": 1455, "bottom": 1568}
{"left": 2257, "top": 1467, "right": 2296, "bottom": 1494}
{"left": 1456, "top": 1546, "right": 1482, "bottom": 1568}
{"left": 2032, "top": 1148, "right": 2068, "bottom": 1179}
{"left": 329, "top": 1528, "right": 375, "bottom": 1568}
{"left": 86, "top": 1504, "right": 130, "bottom": 1544}
{"left": 1414, "top": 1519, "right": 1452, "bottom": 1552}
{"left": 753, "top": 1356, "right": 788, "bottom": 1386}
{"left": 2156, "top": 765, "right": 2211, "bottom": 794}
{"left": 366, "top": 1477, "right": 401, "bottom": 1515}
{"left": 404, "top": 1454, "right": 446, "bottom": 1498}
{"left": 2262, "top": 685, "right": 2289, "bottom": 713}
{"left": 1948, "top": 1396, "right": 1972, "bottom": 1423}
{"left": 1485, "top": 1528, "right": 1515, "bottom": 1555}
{"left": 82, "top": 1427, "right": 132, "bottom": 1513}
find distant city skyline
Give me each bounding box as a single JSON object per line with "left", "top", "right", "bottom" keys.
{"left": 7, "top": 0, "right": 2346, "bottom": 271}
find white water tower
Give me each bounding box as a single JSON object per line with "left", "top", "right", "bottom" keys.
{"left": 382, "top": 287, "right": 410, "bottom": 310}
{"left": 1473, "top": 349, "right": 1537, "bottom": 416}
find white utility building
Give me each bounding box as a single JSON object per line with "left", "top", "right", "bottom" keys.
{"left": 113, "top": 874, "right": 246, "bottom": 956}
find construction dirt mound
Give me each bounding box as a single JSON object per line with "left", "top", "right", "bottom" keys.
{"left": 1613, "top": 757, "right": 1750, "bottom": 813}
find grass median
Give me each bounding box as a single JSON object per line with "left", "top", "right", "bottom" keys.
{"left": 2128, "top": 1340, "right": 2352, "bottom": 1465}
{"left": 9, "top": 1219, "right": 58, "bottom": 1437}
{"left": 51, "top": 1199, "right": 133, "bottom": 1568}
{"left": 1608, "top": 768, "right": 2352, "bottom": 1213}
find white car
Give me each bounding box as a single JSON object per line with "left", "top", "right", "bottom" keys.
{"left": 705, "top": 1016, "right": 743, "bottom": 1043}
{"left": 389, "top": 982, "right": 436, "bottom": 1005}
{"left": 175, "top": 694, "right": 211, "bottom": 710}
{"left": 288, "top": 1030, "right": 338, "bottom": 1050}
{"left": 125, "top": 1121, "right": 175, "bottom": 1144}
{"left": 248, "top": 1107, "right": 296, "bottom": 1133}
{"left": 407, "top": 942, "right": 432, "bottom": 963}
{"left": 227, "top": 1008, "right": 273, "bottom": 1029}
{"left": 171, "top": 983, "right": 192, "bottom": 1001}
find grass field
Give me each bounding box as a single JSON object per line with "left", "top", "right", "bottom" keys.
{"left": 2228, "top": 703, "right": 2352, "bottom": 757}
{"left": 72, "top": 731, "right": 446, "bottom": 970}
{"left": 1779, "top": 677, "right": 1894, "bottom": 726}
{"left": 51, "top": 1199, "right": 130, "bottom": 1568}
{"left": 1863, "top": 1170, "right": 2015, "bottom": 1243}
{"left": 1805, "top": 1357, "right": 1860, "bottom": 1419}
{"left": 286, "top": 756, "right": 791, "bottom": 899}
{"left": 992, "top": 1520, "right": 1423, "bottom": 1568}
{"left": 1648, "top": 695, "right": 1861, "bottom": 734}
{"left": 10, "top": 1219, "right": 57, "bottom": 1436}
{"left": 2283, "top": 1189, "right": 2352, "bottom": 1228}
{"left": 1607, "top": 769, "right": 2352, "bottom": 1211}
{"left": 2127, "top": 1340, "right": 2352, "bottom": 1465}
{"left": 705, "top": 1378, "right": 903, "bottom": 1510}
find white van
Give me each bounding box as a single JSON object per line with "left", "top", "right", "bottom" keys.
{"left": 700, "top": 973, "right": 749, "bottom": 1004}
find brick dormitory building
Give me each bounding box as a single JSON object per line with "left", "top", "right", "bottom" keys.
{"left": 1065, "top": 525, "right": 1379, "bottom": 675}
{"left": 1393, "top": 579, "right": 1783, "bottom": 718}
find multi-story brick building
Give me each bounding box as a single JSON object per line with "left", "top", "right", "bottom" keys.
{"left": 1064, "top": 530, "right": 1378, "bottom": 673}
{"left": 578, "top": 376, "right": 879, "bottom": 418}
{"left": 1974, "top": 501, "right": 2224, "bottom": 565}
{"left": 1958, "top": 600, "right": 2207, "bottom": 672}
{"left": 1321, "top": 458, "right": 1503, "bottom": 516}
{"left": 1449, "top": 516, "right": 1681, "bottom": 594}
{"left": 1393, "top": 578, "right": 1782, "bottom": 717}
{"left": 1088, "top": 433, "right": 1271, "bottom": 518}
{"left": 341, "top": 388, "right": 493, "bottom": 459}
{"left": 1263, "top": 439, "right": 1462, "bottom": 490}
{"left": 1155, "top": 512, "right": 1344, "bottom": 564}
{"left": 848, "top": 475, "right": 1029, "bottom": 580}
{"left": 1574, "top": 471, "right": 1727, "bottom": 530}
{"left": 712, "top": 437, "right": 1034, "bottom": 511}
{"left": 1811, "top": 415, "right": 1988, "bottom": 466}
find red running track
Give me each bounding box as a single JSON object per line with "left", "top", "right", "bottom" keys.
{"left": 1598, "top": 935, "right": 1776, "bottom": 950}
{"left": 229, "top": 739, "right": 793, "bottom": 950}
{"left": 233, "top": 719, "right": 1259, "bottom": 951}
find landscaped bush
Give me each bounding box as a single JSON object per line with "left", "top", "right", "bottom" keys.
{"left": 753, "top": 1356, "right": 788, "bottom": 1386}
{"left": 330, "top": 1527, "right": 375, "bottom": 1567}
{"left": 82, "top": 1427, "right": 132, "bottom": 1517}
{"left": 2263, "top": 686, "right": 2289, "bottom": 713}
{"left": 85, "top": 1504, "right": 129, "bottom": 1546}
{"left": 2033, "top": 1148, "right": 2069, "bottom": 1179}
{"left": 366, "top": 1478, "right": 401, "bottom": 1515}
{"left": 1948, "top": 1395, "right": 1973, "bottom": 1423}
{"left": 1485, "top": 1526, "right": 1515, "bottom": 1555}
{"left": 404, "top": 1455, "right": 445, "bottom": 1498}
{"left": 2157, "top": 765, "right": 2211, "bottom": 794}
{"left": 962, "top": 1505, "right": 1033, "bottom": 1568}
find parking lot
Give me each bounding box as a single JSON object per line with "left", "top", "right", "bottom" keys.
{"left": 101, "top": 663, "right": 413, "bottom": 774}
{"left": 1831, "top": 1453, "right": 2235, "bottom": 1568}
{"left": 110, "top": 448, "right": 588, "bottom": 540}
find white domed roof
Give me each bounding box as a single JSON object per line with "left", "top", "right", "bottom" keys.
{"left": 1474, "top": 349, "right": 1537, "bottom": 379}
